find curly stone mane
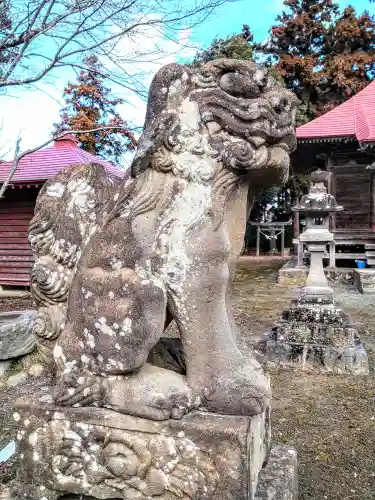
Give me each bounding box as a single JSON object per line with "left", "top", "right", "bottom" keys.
{"left": 131, "top": 59, "right": 298, "bottom": 180}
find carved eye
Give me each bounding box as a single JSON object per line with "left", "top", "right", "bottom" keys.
{"left": 219, "top": 72, "right": 260, "bottom": 98}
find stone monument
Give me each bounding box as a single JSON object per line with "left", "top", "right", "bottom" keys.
{"left": 4, "top": 59, "right": 299, "bottom": 500}
{"left": 267, "top": 170, "right": 369, "bottom": 374}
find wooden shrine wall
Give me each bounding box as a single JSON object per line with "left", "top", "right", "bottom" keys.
{"left": 329, "top": 153, "right": 373, "bottom": 232}
{"left": 0, "top": 186, "right": 39, "bottom": 286}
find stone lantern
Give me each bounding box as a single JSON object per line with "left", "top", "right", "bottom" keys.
{"left": 292, "top": 169, "right": 343, "bottom": 301}
{"left": 266, "top": 170, "right": 368, "bottom": 375}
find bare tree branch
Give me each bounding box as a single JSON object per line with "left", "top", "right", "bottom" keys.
{"left": 0, "top": 134, "right": 21, "bottom": 200}
{"left": 0, "top": 0, "right": 233, "bottom": 91}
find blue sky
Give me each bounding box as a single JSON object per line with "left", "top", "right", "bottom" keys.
{"left": 0, "top": 0, "right": 373, "bottom": 166}
{"left": 192, "top": 0, "right": 373, "bottom": 49}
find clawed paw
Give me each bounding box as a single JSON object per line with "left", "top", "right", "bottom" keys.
{"left": 53, "top": 374, "right": 105, "bottom": 408}
{"left": 200, "top": 371, "right": 270, "bottom": 417}
{"left": 153, "top": 389, "right": 201, "bottom": 420}
{"left": 239, "top": 395, "right": 267, "bottom": 415}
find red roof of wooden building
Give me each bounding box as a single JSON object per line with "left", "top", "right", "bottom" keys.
{"left": 0, "top": 134, "right": 126, "bottom": 184}
{"left": 0, "top": 135, "right": 128, "bottom": 288}
{"left": 297, "top": 80, "right": 375, "bottom": 143}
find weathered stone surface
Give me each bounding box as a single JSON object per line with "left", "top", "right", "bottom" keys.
{"left": 353, "top": 269, "right": 375, "bottom": 294}
{"left": 274, "top": 303, "right": 356, "bottom": 347}
{"left": 266, "top": 337, "right": 368, "bottom": 375}
{"left": 7, "top": 371, "right": 28, "bottom": 387}
{"left": 325, "top": 267, "right": 353, "bottom": 285}
{"left": 10, "top": 402, "right": 270, "bottom": 500}
{"left": 255, "top": 445, "right": 298, "bottom": 500}
{"left": 0, "top": 360, "right": 10, "bottom": 377}
{"left": 27, "top": 363, "right": 44, "bottom": 377}
{"left": 29, "top": 163, "right": 123, "bottom": 366}
{"left": 0, "top": 310, "right": 36, "bottom": 360}
{"left": 29, "top": 59, "right": 298, "bottom": 420}
{"left": 15, "top": 58, "right": 299, "bottom": 499}
{"left": 267, "top": 296, "right": 369, "bottom": 374}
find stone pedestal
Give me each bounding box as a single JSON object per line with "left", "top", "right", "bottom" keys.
{"left": 266, "top": 294, "right": 369, "bottom": 375}
{"left": 3, "top": 398, "right": 297, "bottom": 500}
{"left": 353, "top": 269, "right": 375, "bottom": 294}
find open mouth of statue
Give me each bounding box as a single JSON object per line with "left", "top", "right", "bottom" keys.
{"left": 247, "top": 128, "right": 295, "bottom": 154}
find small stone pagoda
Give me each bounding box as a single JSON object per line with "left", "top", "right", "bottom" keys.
{"left": 267, "top": 170, "right": 369, "bottom": 375}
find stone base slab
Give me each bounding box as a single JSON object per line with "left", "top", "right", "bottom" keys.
{"left": 8, "top": 401, "right": 274, "bottom": 500}
{"left": 277, "top": 259, "right": 307, "bottom": 285}
{"left": 353, "top": 269, "right": 375, "bottom": 294}
{"left": 255, "top": 445, "right": 298, "bottom": 500}
{"left": 2, "top": 443, "right": 298, "bottom": 500}
{"left": 266, "top": 339, "right": 369, "bottom": 375}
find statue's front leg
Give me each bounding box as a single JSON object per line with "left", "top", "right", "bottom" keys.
{"left": 166, "top": 225, "right": 271, "bottom": 417}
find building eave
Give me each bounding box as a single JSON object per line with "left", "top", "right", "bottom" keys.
{"left": 297, "top": 136, "right": 356, "bottom": 145}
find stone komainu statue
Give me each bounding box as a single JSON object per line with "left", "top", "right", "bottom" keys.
{"left": 8, "top": 59, "right": 298, "bottom": 500}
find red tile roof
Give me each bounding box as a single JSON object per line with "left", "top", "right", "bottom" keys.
{"left": 297, "top": 80, "right": 375, "bottom": 142}
{"left": 0, "top": 135, "right": 126, "bottom": 183}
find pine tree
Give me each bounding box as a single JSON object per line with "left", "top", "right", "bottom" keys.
{"left": 54, "top": 57, "right": 136, "bottom": 166}
{"left": 258, "top": 0, "right": 375, "bottom": 119}
{"left": 320, "top": 6, "right": 375, "bottom": 112}
{"left": 192, "top": 25, "right": 254, "bottom": 66}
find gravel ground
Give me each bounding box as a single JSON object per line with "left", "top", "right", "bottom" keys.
{"left": 0, "top": 296, "right": 35, "bottom": 313}
{"left": 234, "top": 258, "right": 375, "bottom": 500}
{"left": 1, "top": 260, "right": 375, "bottom": 499}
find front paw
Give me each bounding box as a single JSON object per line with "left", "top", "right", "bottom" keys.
{"left": 201, "top": 373, "right": 270, "bottom": 417}
{"left": 53, "top": 373, "right": 106, "bottom": 408}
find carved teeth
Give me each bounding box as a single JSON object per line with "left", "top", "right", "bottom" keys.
{"left": 248, "top": 136, "right": 266, "bottom": 148}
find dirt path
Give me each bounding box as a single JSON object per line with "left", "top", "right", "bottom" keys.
{"left": 233, "top": 259, "right": 375, "bottom": 500}
{"left": 0, "top": 296, "right": 34, "bottom": 313}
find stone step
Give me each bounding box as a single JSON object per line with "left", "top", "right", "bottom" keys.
{"left": 365, "top": 248, "right": 375, "bottom": 265}
{"left": 365, "top": 244, "right": 375, "bottom": 250}
{"left": 353, "top": 269, "right": 375, "bottom": 293}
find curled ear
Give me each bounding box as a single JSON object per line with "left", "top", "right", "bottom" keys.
{"left": 130, "top": 64, "right": 192, "bottom": 178}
